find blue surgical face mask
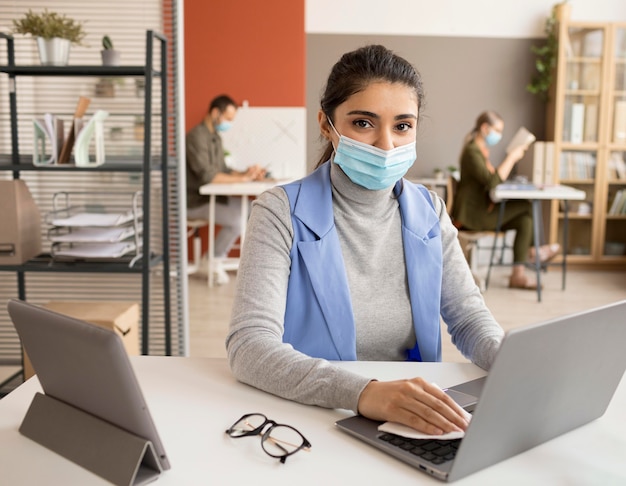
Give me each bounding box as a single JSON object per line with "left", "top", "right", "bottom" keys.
{"left": 328, "top": 118, "right": 416, "bottom": 191}
{"left": 215, "top": 120, "right": 232, "bottom": 132}
{"left": 485, "top": 129, "right": 502, "bottom": 146}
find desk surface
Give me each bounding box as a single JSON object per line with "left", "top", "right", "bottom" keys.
{"left": 1, "top": 358, "right": 624, "bottom": 485}
{"left": 198, "top": 179, "right": 293, "bottom": 197}
{"left": 199, "top": 177, "right": 447, "bottom": 197}
{"left": 491, "top": 183, "right": 586, "bottom": 201}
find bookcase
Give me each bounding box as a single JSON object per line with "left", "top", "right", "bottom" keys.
{"left": 547, "top": 17, "right": 626, "bottom": 265}
{"left": 0, "top": 31, "right": 175, "bottom": 364}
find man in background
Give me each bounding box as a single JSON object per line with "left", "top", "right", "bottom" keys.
{"left": 186, "top": 94, "right": 266, "bottom": 285}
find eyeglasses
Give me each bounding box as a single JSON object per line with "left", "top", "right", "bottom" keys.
{"left": 225, "top": 413, "right": 312, "bottom": 464}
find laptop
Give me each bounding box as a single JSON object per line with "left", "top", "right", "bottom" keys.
{"left": 336, "top": 300, "right": 626, "bottom": 482}
{"left": 7, "top": 299, "right": 171, "bottom": 481}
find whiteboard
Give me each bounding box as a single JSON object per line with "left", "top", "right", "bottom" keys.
{"left": 220, "top": 106, "right": 306, "bottom": 180}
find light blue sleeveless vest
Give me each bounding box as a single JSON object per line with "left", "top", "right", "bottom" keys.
{"left": 281, "top": 162, "right": 443, "bottom": 362}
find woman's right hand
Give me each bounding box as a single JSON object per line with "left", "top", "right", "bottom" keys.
{"left": 357, "top": 377, "right": 470, "bottom": 435}
{"left": 507, "top": 145, "right": 527, "bottom": 164}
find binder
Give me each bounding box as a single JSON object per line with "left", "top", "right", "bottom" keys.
{"left": 544, "top": 142, "right": 555, "bottom": 185}
{"left": 74, "top": 110, "right": 109, "bottom": 167}
{"left": 583, "top": 103, "right": 598, "bottom": 142}
{"left": 532, "top": 141, "right": 545, "bottom": 185}
{"left": 33, "top": 114, "right": 64, "bottom": 165}
{"left": 570, "top": 103, "right": 585, "bottom": 143}
{"left": 613, "top": 101, "right": 626, "bottom": 144}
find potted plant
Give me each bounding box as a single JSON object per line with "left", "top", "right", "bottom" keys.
{"left": 94, "top": 77, "right": 124, "bottom": 98}
{"left": 134, "top": 78, "right": 146, "bottom": 98}
{"left": 101, "top": 35, "right": 120, "bottom": 66}
{"left": 433, "top": 168, "right": 445, "bottom": 181}
{"left": 12, "top": 9, "right": 86, "bottom": 66}
{"left": 526, "top": 2, "right": 569, "bottom": 102}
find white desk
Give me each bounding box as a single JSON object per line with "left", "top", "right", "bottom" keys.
{"left": 1, "top": 357, "right": 624, "bottom": 485}
{"left": 490, "top": 184, "right": 586, "bottom": 301}
{"left": 198, "top": 179, "right": 290, "bottom": 287}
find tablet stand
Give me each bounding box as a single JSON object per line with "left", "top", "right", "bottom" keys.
{"left": 19, "top": 392, "right": 161, "bottom": 486}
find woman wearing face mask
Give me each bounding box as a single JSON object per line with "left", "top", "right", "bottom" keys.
{"left": 452, "top": 111, "right": 559, "bottom": 290}
{"left": 226, "top": 45, "right": 505, "bottom": 435}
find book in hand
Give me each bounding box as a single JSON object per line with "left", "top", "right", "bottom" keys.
{"left": 506, "top": 126, "right": 536, "bottom": 154}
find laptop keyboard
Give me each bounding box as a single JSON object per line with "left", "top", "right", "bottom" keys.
{"left": 378, "top": 433, "right": 460, "bottom": 465}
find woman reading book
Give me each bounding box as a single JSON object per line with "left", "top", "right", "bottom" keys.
{"left": 452, "top": 111, "right": 559, "bottom": 290}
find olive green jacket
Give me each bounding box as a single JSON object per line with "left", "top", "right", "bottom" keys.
{"left": 185, "top": 122, "right": 232, "bottom": 208}
{"left": 452, "top": 140, "right": 503, "bottom": 230}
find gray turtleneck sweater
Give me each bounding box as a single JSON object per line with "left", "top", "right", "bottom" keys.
{"left": 226, "top": 162, "right": 504, "bottom": 413}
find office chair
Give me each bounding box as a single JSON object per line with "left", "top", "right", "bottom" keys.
{"left": 186, "top": 219, "right": 208, "bottom": 275}
{"left": 445, "top": 175, "right": 512, "bottom": 291}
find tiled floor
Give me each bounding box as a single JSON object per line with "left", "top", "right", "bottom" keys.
{"left": 188, "top": 265, "right": 626, "bottom": 362}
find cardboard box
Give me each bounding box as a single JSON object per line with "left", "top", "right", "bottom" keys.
{"left": 0, "top": 180, "right": 42, "bottom": 264}
{"left": 23, "top": 301, "right": 139, "bottom": 380}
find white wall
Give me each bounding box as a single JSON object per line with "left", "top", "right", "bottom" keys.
{"left": 306, "top": 0, "right": 626, "bottom": 38}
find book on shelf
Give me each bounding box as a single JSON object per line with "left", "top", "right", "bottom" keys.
{"left": 583, "top": 103, "right": 598, "bottom": 142}
{"left": 613, "top": 101, "right": 626, "bottom": 144}
{"left": 570, "top": 103, "right": 585, "bottom": 143}
{"left": 608, "top": 189, "right": 626, "bottom": 216}
{"left": 559, "top": 152, "right": 596, "bottom": 180}
{"left": 582, "top": 29, "right": 603, "bottom": 58}
{"left": 581, "top": 64, "right": 601, "bottom": 90}
{"left": 532, "top": 141, "right": 545, "bottom": 185}
{"left": 530, "top": 141, "right": 556, "bottom": 186}
{"left": 544, "top": 142, "right": 555, "bottom": 185}
{"left": 506, "top": 126, "right": 536, "bottom": 154}
{"left": 608, "top": 152, "right": 626, "bottom": 180}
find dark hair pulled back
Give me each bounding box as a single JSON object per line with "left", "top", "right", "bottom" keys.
{"left": 316, "top": 45, "right": 424, "bottom": 168}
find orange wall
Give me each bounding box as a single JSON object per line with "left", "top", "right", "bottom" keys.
{"left": 183, "top": 0, "right": 305, "bottom": 130}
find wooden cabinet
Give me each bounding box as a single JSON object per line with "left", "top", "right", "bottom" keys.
{"left": 548, "top": 18, "right": 626, "bottom": 265}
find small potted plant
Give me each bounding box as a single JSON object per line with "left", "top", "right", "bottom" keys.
{"left": 447, "top": 165, "right": 460, "bottom": 180}
{"left": 433, "top": 168, "right": 444, "bottom": 181}
{"left": 94, "top": 77, "right": 124, "bottom": 98}
{"left": 12, "top": 9, "right": 86, "bottom": 66}
{"left": 101, "top": 35, "right": 120, "bottom": 66}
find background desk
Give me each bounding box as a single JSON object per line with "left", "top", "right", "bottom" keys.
{"left": 198, "top": 180, "right": 289, "bottom": 287}
{"left": 198, "top": 177, "right": 444, "bottom": 287}
{"left": 1, "top": 357, "right": 624, "bottom": 485}
{"left": 490, "top": 184, "right": 586, "bottom": 301}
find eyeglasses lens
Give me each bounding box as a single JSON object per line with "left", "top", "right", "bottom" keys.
{"left": 229, "top": 413, "right": 267, "bottom": 437}
{"left": 262, "top": 425, "right": 305, "bottom": 457}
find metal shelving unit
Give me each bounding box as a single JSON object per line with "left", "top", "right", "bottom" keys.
{"left": 0, "top": 31, "right": 172, "bottom": 358}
